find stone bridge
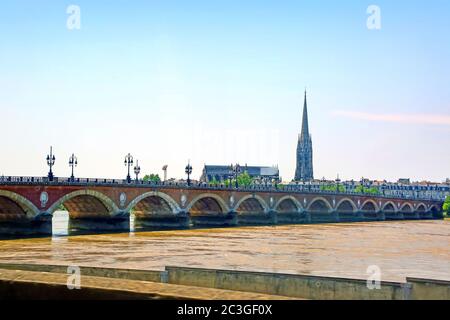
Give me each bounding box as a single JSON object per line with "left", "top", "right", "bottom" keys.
{"left": 0, "top": 177, "right": 444, "bottom": 236}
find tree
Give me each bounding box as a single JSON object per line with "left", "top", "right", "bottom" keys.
{"left": 320, "top": 184, "right": 346, "bottom": 193}
{"left": 443, "top": 196, "right": 450, "bottom": 218}
{"left": 143, "top": 174, "right": 161, "bottom": 183}
{"left": 237, "top": 171, "right": 253, "bottom": 187}
{"left": 210, "top": 177, "right": 220, "bottom": 186}
{"left": 355, "top": 185, "right": 379, "bottom": 195}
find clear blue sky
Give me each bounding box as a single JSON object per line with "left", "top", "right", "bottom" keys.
{"left": 0, "top": 0, "right": 449, "bottom": 182}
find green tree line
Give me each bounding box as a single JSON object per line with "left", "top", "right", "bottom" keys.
{"left": 143, "top": 174, "right": 161, "bottom": 183}
{"left": 320, "top": 184, "right": 346, "bottom": 193}
{"left": 210, "top": 171, "right": 254, "bottom": 187}
{"left": 354, "top": 185, "right": 380, "bottom": 195}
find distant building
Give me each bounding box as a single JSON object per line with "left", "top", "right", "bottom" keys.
{"left": 200, "top": 165, "right": 280, "bottom": 184}
{"left": 345, "top": 179, "right": 449, "bottom": 200}
{"left": 294, "top": 90, "right": 314, "bottom": 181}
{"left": 285, "top": 178, "right": 449, "bottom": 201}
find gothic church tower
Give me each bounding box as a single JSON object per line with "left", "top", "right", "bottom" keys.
{"left": 294, "top": 90, "right": 314, "bottom": 181}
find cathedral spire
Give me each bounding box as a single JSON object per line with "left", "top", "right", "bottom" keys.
{"left": 300, "top": 89, "right": 309, "bottom": 140}
{"left": 294, "top": 89, "right": 314, "bottom": 182}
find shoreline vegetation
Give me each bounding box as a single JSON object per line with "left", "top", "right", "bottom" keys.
{"left": 443, "top": 196, "right": 450, "bottom": 217}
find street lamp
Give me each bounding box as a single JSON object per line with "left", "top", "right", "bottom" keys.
{"left": 272, "top": 178, "right": 278, "bottom": 190}
{"left": 46, "top": 146, "right": 56, "bottom": 181}
{"left": 69, "top": 153, "right": 77, "bottom": 182}
{"left": 336, "top": 173, "right": 341, "bottom": 193}
{"left": 124, "top": 153, "right": 134, "bottom": 183}
{"left": 231, "top": 163, "right": 241, "bottom": 188}
{"left": 185, "top": 161, "right": 192, "bottom": 186}
{"left": 228, "top": 164, "right": 234, "bottom": 187}
{"left": 134, "top": 160, "right": 141, "bottom": 182}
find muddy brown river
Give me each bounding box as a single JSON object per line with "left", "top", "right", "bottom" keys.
{"left": 0, "top": 213, "right": 448, "bottom": 282}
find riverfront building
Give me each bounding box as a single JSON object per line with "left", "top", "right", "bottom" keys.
{"left": 286, "top": 178, "right": 450, "bottom": 201}
{"left": 200, "top": 165, "right": 280, "bottom": 184}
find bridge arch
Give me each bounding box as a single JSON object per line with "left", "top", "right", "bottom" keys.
{"left": 415, "top": 203, "right": 427, "bottom": 213}
{"left": 307, "top": 197, "right": 333, "bottom": 213}
{"left": 0, "top": 190, "right": 40, "bottom": 219}
{"left": 335, "top": 198, "right": 358, "bottom": 213}
{"left": 274, "top": 196, "right": 302, "bottom": 213}
{"left": 186, "top": 193, "right": 230, "bottom": 215}
{"left": 429, "top": 204, "right": 440, "bottom": 212}
{"left": 233, "top": 195, "right": 269, "bottom": 214}
{"left": 399, "top": 203, "right": 414, "bottom": 212}
{"left": 306, "top": 197, "right": 334, "bottom": 223}
{"left": 400, "top": 202, "right": 418, "bottom": 219}
{"left": 360, "top": 199, "right": 380, "bottom": 212}
{"left": 381, "top": 201, "right": 398, "bottom": 213}
{"left": 47, "top": 189, "right": 119, "bottom": 218}
{"left": 359, "top": 199, "right": 381, "bottom": 219}
{"left": 429, "top": 204, "right": 442, "bottom": 218}
{"left": 126, "top": 192, "right": 180, "bottom": 215}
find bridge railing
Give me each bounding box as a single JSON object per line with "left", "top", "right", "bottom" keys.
{"left": 0, "top": 175, "right": 443, "bottom": 202}
{"left": 0, "top": 176, "right": 47, "bottom": 183}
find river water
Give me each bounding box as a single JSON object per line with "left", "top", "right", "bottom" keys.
{"left": 0, "top": 212, "right": 448, "bottom": 282}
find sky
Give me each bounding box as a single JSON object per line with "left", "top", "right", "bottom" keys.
{"left": 0, "top": 0, "right": 449, "bottom": 182}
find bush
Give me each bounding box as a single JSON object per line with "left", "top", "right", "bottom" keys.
{"left": 443, "top": 196, "right": 450, "bottom": 218}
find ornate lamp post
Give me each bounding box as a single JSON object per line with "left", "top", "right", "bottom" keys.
{"left": 69, "top": 153, "right": 77, "bottom": 182}
{"left": 228, "top": 164, "right": 234, "bottom": 187}
{"left": 231, "top": 163, "right": 241, "bottom": 188}
{"left": 360, "top": 177, "right": 365, "bottom": 194}
{"left": 185, "top": 161, "right": 193, "bottom": 186}
{"left": 336, "top": 173, "right": 341, "bottom": 193}
{"left": 46, "top": 146, "right": 56, "bottom": 181}
{"left": 272, "top": 178, "right": 278, "bottom": 190}
{"left": 134, "top": 160, "right": 141, "bottom": 182}
{"left": 124, "top": 153, "right": 134, "bottom": 183}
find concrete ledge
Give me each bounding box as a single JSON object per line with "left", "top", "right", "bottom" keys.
{"left": 407, "top": 277, "right": 450, "bottom": 300}
{"left": 0, "top": 263, "right": 163, "bottom": 283}
{"left": 0, "top": 269, "right": 297, "bottom": 300}
{"left": 165, "top": 266, "right": 407, "bottom": 300}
